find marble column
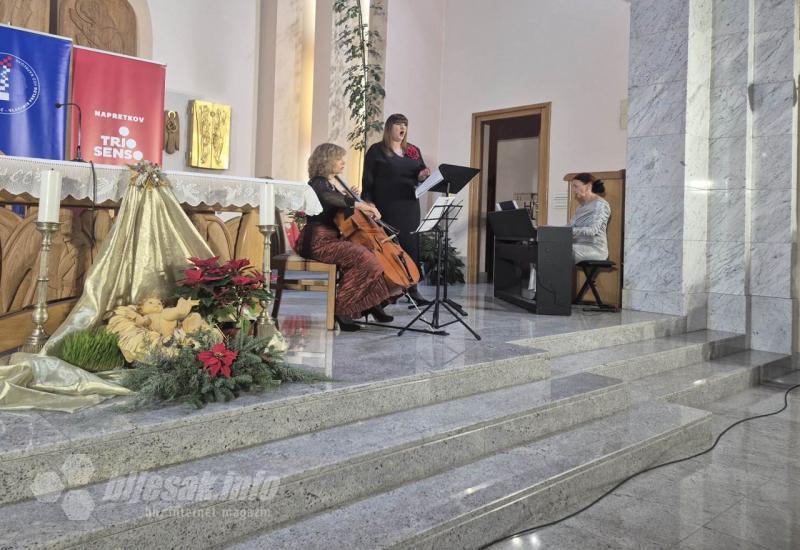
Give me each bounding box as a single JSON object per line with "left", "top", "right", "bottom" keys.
{"left": 624, "top": 0, "right": 712, "bottom": 330}
{"left": 255, "top": 0, "right": 317, "bottom": 181}
{"left": 748, "top": 0, "right": 796, "bottom": 353}
{"left": 626, "top": 0, "right": 798, "bottom": 354}
{"left": 706, "top": 0, "right": 749, "bottom": 334}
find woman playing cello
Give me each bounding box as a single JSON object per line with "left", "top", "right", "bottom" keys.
{"left": 296, "top": 143, "right": 403, "bottom": 331}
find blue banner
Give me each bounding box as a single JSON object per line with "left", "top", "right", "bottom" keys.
{"left": 0, "top": 25, "right": 71, "bottom": 159}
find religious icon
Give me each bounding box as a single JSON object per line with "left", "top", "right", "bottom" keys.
{"left": 164, "top": 110, "right": 180, "bottom": 154}
{"left": 188, "top": 100, "right": 231, "bottom": 169}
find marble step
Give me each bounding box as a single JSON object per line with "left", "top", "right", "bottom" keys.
{"left": 629, "top": 350, "right": 789, "bottom": 408}
{"left": 511, "top": 313, "right": 686, "bottom": 357}
{"left": 759, "top": 358, "right": 798, "bottom": 389}
{"left": 552, "top": 329, "right": 745, "bottom": 381}
{"left": 0, "top": 342, "right": 549, "bottom": 506}
{"left": 0, "top": 372, "right": 629, "bottom": 550}
{"left": 226, "top": 402, "right": 711, "bottom": 550}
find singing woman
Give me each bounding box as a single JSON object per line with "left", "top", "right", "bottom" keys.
{"left": 296, "top": 143, "right": 399, "bottom": 331}
{"left": 362, "top": 113, "right": 431, "bottom": 305}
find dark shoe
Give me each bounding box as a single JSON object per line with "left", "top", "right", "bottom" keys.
{"left": 406, "top": 285, "right": 431, "bottom": 305}
{"left": 366, "top": 305, "right": 394, "bottom": 323}
{"left": 335, "top": 315, "right": 361, "bottom": 331}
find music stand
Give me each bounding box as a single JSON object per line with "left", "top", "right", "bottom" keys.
{"left": 401, "top": 163, "right": 481, "bottom": 340}
{"left": 416, "top": 164, "right": 479, "bottom": 315}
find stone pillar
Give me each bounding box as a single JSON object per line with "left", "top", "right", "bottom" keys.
{"left": 706, "top": 0, "right": 749, "bottom": 334}
{"left": 254, "top": 0, "right": 317, "bottom": 181}
{"left": 748, "top": 0, "right": 796, "bottom": 353}
{"left": 626, "top": 0, "right": 799, "bottom": 354}
{"left": 623, "top": 0, "right": 712, "bottom": 329}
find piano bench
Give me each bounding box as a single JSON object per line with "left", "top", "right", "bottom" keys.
{"left": 575, "top": 260, "right": 618, "bottom": 312}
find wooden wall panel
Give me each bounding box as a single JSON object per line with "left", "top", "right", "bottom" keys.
{"left": 0, "top": 0, "right": 50, "bottom": 32}
{"left": 0, "top": 200, "right": 265, "bottom": 351}
{"left": 58, "top": 0, "right": 136, "bottom": 55}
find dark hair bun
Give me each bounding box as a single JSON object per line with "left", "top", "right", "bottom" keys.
{"left": 592, "top": 179, "right": 605, "bottom": 194}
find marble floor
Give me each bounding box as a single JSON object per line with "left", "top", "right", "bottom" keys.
{"left": 491, "top": 377, "right": 800, "bottom": 550}
{"left": 4, "top": 284, "right": 799, "bottom": 548}
{"left": 0, "top": 284, "right": 676, "bottom": 460}
{"left": 277, "top": 282, "right": 675, "bottom": 382}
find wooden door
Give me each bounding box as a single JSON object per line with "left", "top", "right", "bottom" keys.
{"left": 565, "top": 170, "right": 625, "bottom": 307}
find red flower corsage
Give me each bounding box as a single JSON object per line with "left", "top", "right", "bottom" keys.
{"left": 404, "top": 145, "right": 421, "bottom": 160}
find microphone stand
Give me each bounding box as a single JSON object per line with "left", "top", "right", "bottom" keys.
{"left": 55, "top": 102, "right": 96, "bottom": 248}
{"left": 55, "top": 102, "right": 85, "bottom": 163}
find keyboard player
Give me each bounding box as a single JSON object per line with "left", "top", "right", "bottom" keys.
{"left": 569, "top": 173, "right": 611, "bottom": 263}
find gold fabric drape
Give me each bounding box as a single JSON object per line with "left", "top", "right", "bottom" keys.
{"left": 0, "top": 170, "right": 216, "bottom": 412}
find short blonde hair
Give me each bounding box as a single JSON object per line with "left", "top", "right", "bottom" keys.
{"left": 308, "top": 143, "right": 346, "bottom": 179}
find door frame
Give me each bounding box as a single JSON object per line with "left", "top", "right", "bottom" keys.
{"left": 468, "top": 102, "right": 551, "bottom": 283}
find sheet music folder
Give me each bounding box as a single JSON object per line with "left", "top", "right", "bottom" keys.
{"left": 415, "top": 197, "right": 460, "bottom": 233}
{"left": 416, "top": 163, "right": 480, "bottom": 198}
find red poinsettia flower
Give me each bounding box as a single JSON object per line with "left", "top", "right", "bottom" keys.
{"left": 188, "top": 256, "right": 220, "bottom": 269}
{"left": 232, "top": 275, "right": 256, "bottom": 286}
{"left": 178, "top": 267, "right": 204, "bottom": 285}
{"left": 404, "top": 144, "right": 420, "bottom": 160}
{"left": 197, "top": 343, "right": 238, "bottom": 379}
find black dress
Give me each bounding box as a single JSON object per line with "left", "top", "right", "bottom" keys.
{"left": 362, "top": 143, "right": 426, "bottom": 265}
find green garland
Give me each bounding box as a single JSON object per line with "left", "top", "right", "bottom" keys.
{"left": 120, "top": 332, "right": 326, "bottom": 410}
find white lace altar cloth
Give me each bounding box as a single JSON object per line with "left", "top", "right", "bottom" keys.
{"left": 0, "top": 155, "right": 321, "bottom": 214}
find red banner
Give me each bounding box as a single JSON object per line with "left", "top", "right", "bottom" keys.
{"left": 70, "top": 47, "right": 165, "bottom": 165}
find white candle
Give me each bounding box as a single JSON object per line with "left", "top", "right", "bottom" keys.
{"left": 38, "top": 170, "right": 62, "bottom": 223}
{"left": 260, "top": 183, "right": 275, "bottom": 225}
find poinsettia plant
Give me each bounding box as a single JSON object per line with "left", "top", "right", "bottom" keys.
{"left": 175, "top": 256, "right": 271, "bottom": 335}
{"left": 121, "top": 331, "right": 325, "bottom": 409}
{"left": 118, "top": 257, "right": 328, "bottom": 410}
{"left": 198, "top": 342, "right": 238, "bottom": 378}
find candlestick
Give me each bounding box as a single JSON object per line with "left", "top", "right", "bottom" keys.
{"left": 38, "top": 170, "right": 62, "bottom": 223}
{"left": 259, "top": 184, "right": 275, "bottom": 226}
{"left": 257, "top": 224, "right": 285, "bottom": 348}
{"left": 22, "top": 222, "right": 60, "bottom": 353}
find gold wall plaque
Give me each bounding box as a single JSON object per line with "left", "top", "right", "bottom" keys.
{"left": 188, "top": 100, "right": 231, "bottom": 170}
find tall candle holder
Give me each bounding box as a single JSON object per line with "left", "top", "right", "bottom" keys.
{"left": 257, "top": 224, "right": 282, "bottom": 343}
{"left": 22, "top": 222, "right": 61, "bottom": 353}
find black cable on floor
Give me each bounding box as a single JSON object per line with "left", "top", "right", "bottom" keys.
{"left": 481, "top": 383, "right": 800, "bottom": 549}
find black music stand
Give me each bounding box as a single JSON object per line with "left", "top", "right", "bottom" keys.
{"left": 399, "top": 163, "right": 481, "bottom": 340}
{"left": 421, "top": 164, "right": 479, "bottom": 316}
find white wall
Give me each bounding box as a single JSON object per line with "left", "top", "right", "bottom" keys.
{"left": 148, "top": 0, "right": 260, "bottom": 176}
{"left": 383, "top": 0, "right": 446, "bottom": 171}
{"left": 427, "top": 0, "right": 629, "bottom": 260}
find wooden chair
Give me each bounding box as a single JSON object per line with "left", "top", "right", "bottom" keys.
{"left": 271, "top": 210, "right": 338, "bottom": 330}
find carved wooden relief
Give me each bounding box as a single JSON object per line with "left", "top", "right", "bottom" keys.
{"left": 0, "top": 0, "right": 50, "bottom": 33}
{"left": 0, "top": 204, "right": 263, "bottom": 321}
{"left": 58, "top": 0, "right": 136, "bottom": 56}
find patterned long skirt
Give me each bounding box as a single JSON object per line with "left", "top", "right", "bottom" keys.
{"left": 299, "top": 224, "right": 402, "bottom": 318}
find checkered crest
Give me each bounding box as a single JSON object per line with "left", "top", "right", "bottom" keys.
{"left": 0, "top": 55, "right": 13, "bottom": 101}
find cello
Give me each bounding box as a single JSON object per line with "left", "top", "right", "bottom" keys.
{"left": 333, "top": 176, "right": 421, "bottom": 289}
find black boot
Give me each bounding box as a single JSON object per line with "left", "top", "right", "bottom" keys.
{"left": 406, "top": 285, "right": 431, "bottom": 305}
{"left": 366, "top": 304, "right": 394, "bottom": 323}
{"left": 335, "top": 315, "right": 361, "bottom": 332}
